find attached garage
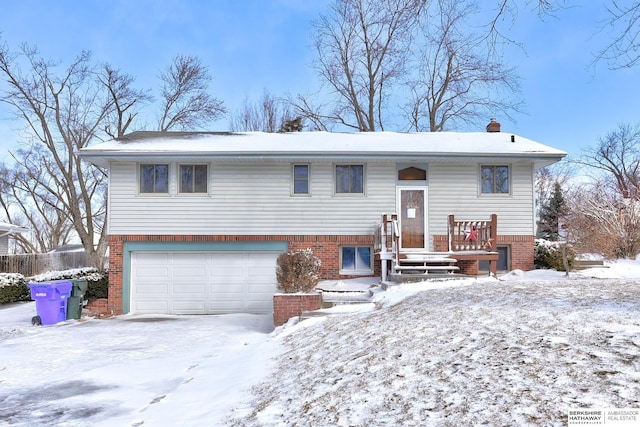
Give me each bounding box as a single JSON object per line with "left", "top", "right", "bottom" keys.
{"left": 127, "top": 245, "right": 284, "bottom": 315}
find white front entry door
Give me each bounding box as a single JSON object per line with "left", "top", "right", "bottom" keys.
{"left": 397, "top": 187, "right": 428, "bottom": 250}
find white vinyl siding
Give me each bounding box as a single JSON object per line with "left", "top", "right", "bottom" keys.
{"left": 0, "top": 235, "right": 8, "bottom": 255}
{"left": 108, "top": 161, "right": 397, "bottom": 235}
{"left": 428, "top": 162, "right": 535, "bottom": 240}
{"left": 108, "top": 159, "right": 535, "bottom": 243}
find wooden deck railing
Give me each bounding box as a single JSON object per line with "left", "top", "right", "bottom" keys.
{"left": 374, "top": 213, "right": 398, "bottom": 254}
{"left": 448, "top": 214, "right": 497, "bottom": 252}
{"left": 376, "top": 213, "right": 499, "bottom": 278}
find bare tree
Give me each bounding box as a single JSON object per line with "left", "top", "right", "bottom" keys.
{"left": 0, "top": 152, "right": 75, "bottom": 253}
{"left": 0, "top": 44, "right": 111, "bottom": 265}
{"left": 305, "top": 0, "right": 424, "bottom": 131}
{"left": 484, "top": 1, "right": 565, "bottom": 48}
{"left": 576, "top": 123, "right": 640, "bottom": 200}
{"left": 229, "top": 91, "right": 293, "bottom": 132}
{"left": 300, "top": 0, "right": 527, "bottom": 132}
{"left": 158, "top": 54, "right": 227, "bottom": 131}
{"left": 100, "top": 64, "right": 152, "bottom": 139}
{"left": 565, "top": 122, "right": 640, "bottom": 258}
{"left": 595, "top": 1, "right": 640, "bottom": 69}
{"left": 489, "top": 1, "right": 640, "bottom": 71}
{"left": 0, "top": 39, "right": 228, "bottom": 263}
{"left": 404, "top": 0, "right": 522, "bottom": 132}
{"left": 566, "top": 182, "right": 640, "bottom": 258}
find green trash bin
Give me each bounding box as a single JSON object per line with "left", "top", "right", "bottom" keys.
{"left": 66, "top": 279, "right": 88, "bottom": 320}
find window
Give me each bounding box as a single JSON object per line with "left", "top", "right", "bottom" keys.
{"left": 335, "top": 165, "right": 364, "bottom": 194}
{"left": 479, "top": 245, "right": 510, "bottom": 272}
{"left": 481, "top": 165, "right": 509, "bottom": 194}
{"left": 180, "top": 164, "right": 208, "bottom": 193}
{"left": 293, "top": 164, "right": 309, "bottom": 194}
{"left": 398, "top": 166, "right": 426, "bottom": 181}
{"left": 341, "top": 246, "right": 372, "bottom": 274}
{"left": 140, "top": 164, "right": 169, "bottom": 193}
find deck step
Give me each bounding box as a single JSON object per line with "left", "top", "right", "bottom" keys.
{"left": 396, "top": 252, "right": 459, "bottom": 275}
{"left": 400, "top": 256, "right": 457, "bottom": 263}
{"left": 395, "top": 265, "right": 460, "bottom": 271}
{"left": 573, "top": 260, "right": 608, "bottom": 270}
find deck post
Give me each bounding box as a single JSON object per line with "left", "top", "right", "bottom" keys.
{"left": 448, "top": 214, "right": 455, "bottom": 252}
{"left": 381, "top": 214, "right": 388, "bottom": 251}
{"left": 392, "top": 213, "right": 399, "bottom": 271}
{"left": 489, "top": 213, "right": 498, "bottom": 276}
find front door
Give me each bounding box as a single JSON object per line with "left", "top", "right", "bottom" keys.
{"left": 398, "top": 187, "right": 427, "bottom": 250}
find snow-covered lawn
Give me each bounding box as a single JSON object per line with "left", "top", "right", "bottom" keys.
{"left": 1, "top": 262, "right": 639, "bottom": 426}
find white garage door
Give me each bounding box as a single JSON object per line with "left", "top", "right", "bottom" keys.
{"left": 130, "top": 251, "right": 280, "bottom": 314}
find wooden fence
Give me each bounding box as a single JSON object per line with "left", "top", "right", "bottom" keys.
{"left": 0, "top": 252, "right": 90, "bottom": 277}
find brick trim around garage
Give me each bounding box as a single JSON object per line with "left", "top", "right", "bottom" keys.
{"left": 107, "top": 234, "right": 378, "bottom": 315}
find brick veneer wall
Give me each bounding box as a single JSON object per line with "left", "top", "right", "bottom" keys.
{"left": 107, "top": 234, "right": 378, "bottom": 315}
{"left": 273, "top": 293, "right": 323, "bottom": 327}
{"left": 84, "top": 298, "right": 110, "bottom": 317}
{"left": 433, "top": 234, "right": 535, "bottom": 272}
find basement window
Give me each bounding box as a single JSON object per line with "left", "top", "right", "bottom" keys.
{"left": 479, "top": 245, "right": 510, "bottom": 272}
{"left": 340, "top": 246, "right": 373, "bottom": 275}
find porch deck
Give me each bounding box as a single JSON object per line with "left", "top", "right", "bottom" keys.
{"left": 375, "top": 214, "right": 498, "bottom": 282}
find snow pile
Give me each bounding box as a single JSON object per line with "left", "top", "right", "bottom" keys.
{"left": 30, "top": 267, "right": 105, "bottom": 282}
{"left": 226, "top": 278, "right": 640, "bottom": 426}
{"left": 0, "top": 273, "right": 24, "bottom": 288}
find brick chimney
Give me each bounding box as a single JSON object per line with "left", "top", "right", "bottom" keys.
{"left": 486, "top": 118, "right": 501, "bottom": 133}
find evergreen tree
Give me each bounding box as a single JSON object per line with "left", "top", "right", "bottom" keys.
{"left": 537, "top": 181, "right": 565, "bottom": 241}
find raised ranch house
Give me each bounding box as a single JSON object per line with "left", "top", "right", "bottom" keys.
{"left": 79, "top": 122, "right": 566, "bottom": 316}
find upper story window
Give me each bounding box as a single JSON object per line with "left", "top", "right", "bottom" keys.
{"left": 140, "top": 164, "right": 169, "bottom": 193}
{"left": 335, "top": 164, "right": 364, "bottom": 194}
{"left": 481, "top": 165, "right": 510, "bottom": 194}
{"left": 180, "top": 164, "right": 208, "bottom": 193}
{"left": 398, "top": 166, "right": 426, "bottom": 181}
{"left": 293, "top": 164, "right": 309, "bottom": 195}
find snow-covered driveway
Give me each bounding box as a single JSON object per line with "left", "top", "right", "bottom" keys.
{"left": 0, "top": 304, "right": 279, "bottom": 426}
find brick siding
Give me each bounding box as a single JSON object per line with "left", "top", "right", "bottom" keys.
{"left": 273, "top": 293, "right": 323, "bottom": 327}
{"left": 84, "top": 298, "right": 110, "bottom": 317}
{"left": 433, "top": 234, "right": 535, "bottom": 272}
{"left": 107, "top": 234, "right": 377, "bottom": 315}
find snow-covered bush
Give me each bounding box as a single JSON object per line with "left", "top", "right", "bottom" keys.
{"left": 0, "top": 273, "right": 30, "bottom": 304}
{"left": 276, "top": 249, "right": 321, "bottom": 293}
{"left": 30, "top": 267, "right": 108, "bottom": 301}
{"left": 534, "top": 239, "right": 575, "bottom": 271}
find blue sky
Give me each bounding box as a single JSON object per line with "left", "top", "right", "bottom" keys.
{"left": 0, "top": 0, "right": 638, "bottom": 160}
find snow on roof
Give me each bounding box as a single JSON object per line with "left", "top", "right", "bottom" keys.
{"left": 0, "top": 221, "right": 29, "bottom": 234}
{"left": 79, "top": 131, "right": 567, "bottom": 168}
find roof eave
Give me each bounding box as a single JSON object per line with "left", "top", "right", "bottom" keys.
{"left": 79, "top": 150, "right": 566, "bottom": 168}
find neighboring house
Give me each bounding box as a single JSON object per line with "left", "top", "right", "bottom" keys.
{"left": 0, "top": 222, "right": 29, "bottom": 255}
{"left": 79, "top": 121, "right": 566, "bottom": 316}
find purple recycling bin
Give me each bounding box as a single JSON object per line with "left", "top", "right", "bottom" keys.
{"left": 28, "top": 281, "right": 73, "bottom": 325}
